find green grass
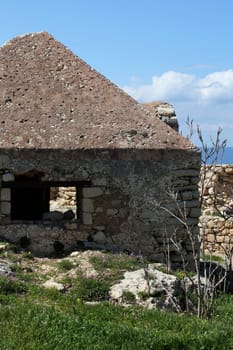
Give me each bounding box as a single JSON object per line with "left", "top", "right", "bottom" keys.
{"left": 0, "top": 276, "right": 28, "bottom": 295}
{"left": 1, "top": 246, "right": 233, "bottom": 349}
{"left": 122, "top": 290, "right": 136, "bottom": 304}
{"left": 90, "top": 253, "right": 147, "bottom": 284}
{"left": 202, "top": 254, "right": 224, "bottom": 263}
{"left": 90, "top": 253, "right": 146, "bottom": 271}
{"left": 0, "top": 296, "right": 233, "bottom": 349}
{"left": 57, "top": 259, "right": 74, "bottom": 271}
{"left": 71, "top": 275, "right": 110, "bottom": 301}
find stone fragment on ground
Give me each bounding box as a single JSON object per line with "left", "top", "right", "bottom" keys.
{"left": 42, "top": 279, "right": 65, "bottom": 291}
{"left": 0, "top": 242, "right": 10, "bottom": 252}
{"left": 110, "top": 264, "right": 185, "bottom": 312}
{"left": 0, "top": 262, "right": 12, "bottom": 276}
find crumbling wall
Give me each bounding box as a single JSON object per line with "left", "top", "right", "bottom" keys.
{"left": 0, "top": 148, "right": 200, "bottom": 263}
{"left": 142, "top": 102, "right": 179, "bottom": 131}
{"left": 200, "top": 165, "right": 233, "bottom": 255}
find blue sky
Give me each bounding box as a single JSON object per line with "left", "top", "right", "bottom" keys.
{"left": 1, "top": 0, "right": 233, "bottom": 146}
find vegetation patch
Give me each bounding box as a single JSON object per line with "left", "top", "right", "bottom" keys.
{"left": 201, "top": 254, "right": 224, "bottom": 263}
{"left": 122, "top": 290, "right": 136, "bottom": 304}
{"left": 0, "top": 276, "right": 27, "bottom": 295}
{"left": 0, "top": 243, "right": 233, "bottom": 348}
{"left": 137, "top": 291, "right": 150, "bottom": 301}
{"left": 57, "top": 259, "right": 74, "bottom": 271}
{"left": 90, "top": 253, "right": 147, "bottom": 283}
{"left": 71, "top": 275, "right": 110, "bottom": 302}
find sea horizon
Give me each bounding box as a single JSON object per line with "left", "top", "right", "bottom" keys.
{"left": 202, "top": 147, "right": 233, "bottom": 165}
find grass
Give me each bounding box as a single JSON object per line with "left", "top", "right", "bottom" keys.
{"left": 122, "top": 290, "right": 136, "bottom": 304}
{"left": 1, "top": 245, "right": 233, "bottom": 349}
{"left": 201, "top": 254, "right": 224, "bottom": 263}
{"left": 90, "top": 253, "right": 147, "bottom": 283}
{"left": 90, "top": 253, "right": 146, "bottom": 271}
{"left": 71, "top": 275, "right": 110, "bottom": 301}
{"left": 57, "top": 259, "right": 74, "bottom": 271}
{"left": 0, "top": 296, "right": 233, "bottom": 349}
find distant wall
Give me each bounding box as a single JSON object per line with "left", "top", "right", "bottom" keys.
{"left": 200, "top": 165, "right": 233, "bottom": 255}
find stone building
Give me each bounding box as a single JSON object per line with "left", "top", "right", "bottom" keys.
{"left": 0, "top": 32, "right": 200, "bottom": 262}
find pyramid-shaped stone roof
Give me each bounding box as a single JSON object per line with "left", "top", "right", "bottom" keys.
{"left": 0, "top": 32, "right": 194, "bottom": 150}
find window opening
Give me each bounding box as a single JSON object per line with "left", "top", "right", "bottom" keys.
{"left": 6, "top": 176, "right": 91, "bottom": 223}
{"left": 10, "top": 174, "right": 49, "bottom": 221}
{"left": 49, "top": 186, "right": 77, "bottom": 219}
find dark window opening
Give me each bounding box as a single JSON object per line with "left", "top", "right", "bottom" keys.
{"left": 11, "top": 186, "right": 49, "bottom": 220}
{"left": 11, "top": 174, "right": 49, "bottom": 221}
{"left": 7, "top": 176, "right": 91, "bottom": 223}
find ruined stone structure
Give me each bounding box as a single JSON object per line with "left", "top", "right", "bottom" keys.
{"left": 200, "top": 165, "right": 233, "bottom": 255}
{"left": 0, "top": 32, "right": 200, "bottom": 262}
{"left": 142, "top": 101, "right": 179, "bottom": 132}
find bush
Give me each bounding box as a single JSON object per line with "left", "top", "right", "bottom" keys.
{"left": 137, "top": 291, "right": 149, "bottom": 301}
{"left": 58, "top": 259, "right": 74, "bottom": 271}
{"left": 122, "top": 290, "right": 136, "bottom": 304}
{"left": 90, "top": 254, "right": 146, "bottom": 272}
{"left": 0, "top": 276, "right": 27, "bottom": 295}
{"left": 72, "top": 276, "right": 109, "bottom": 301}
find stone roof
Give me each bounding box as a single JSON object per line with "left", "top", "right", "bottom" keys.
{"left": 0, "top": 32, "right": 195, "bottom": 150}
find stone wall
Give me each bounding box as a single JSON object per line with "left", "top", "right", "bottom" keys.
{"left": 200, "top": 165, "right": 233, "bottom": 255}
{"left": 0, "top": 148, "right": 200, "bottom": 263}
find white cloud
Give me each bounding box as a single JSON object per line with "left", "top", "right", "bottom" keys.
{"left": 198, "top": 70, "right": 233, "bottom": 103}
{"left": 123, "top": 69, "right": 233, "bottom": 146}
{"left": 123, "top": 69, "right": 233, "bottom": 104}
{"left": 124, "top": 71, "right": 196, "bottom": 101}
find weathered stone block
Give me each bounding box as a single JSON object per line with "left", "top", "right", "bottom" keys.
{"left": 208, "top": 187, "right": 215, "bottom": 195}
{"left": 207, "top": 234, "right": 215, "bottom": 243}
{"left": 82, "top": 212, "right": 92, "bottom": 225}
{"left": 92, "top": 178, "right": 107, "bottom": 186}
{"left": 216, "top": 235, "right": 224, "bottom": 243}
{"left": 183, "top": 200, "right": 200, "bottom": 208}
{"left": 0, "top": 217, "right": 10, "bottom": 224}
{"left": 82, "top": 187, "right": 103, "bottom": 198}
{"left": 1, "top": 188, "right": 10, "bottom": 201}
{"left": 93, "top": 225, "right": 106, "bottom": 231}
{"left": 0, "top": 155, "right": 10, "bottom": 169}
{"left": 2, "top": 173, "right": 14, "bottom": 182}
{"left": 111, "top": 200, "right": 122, "bottom": 207}
{"left": 175, "top": 169, "right": 200, "bottom": 177}
{"left": 106, "top": 208, "right": 118, "bottom": 216}
{"left": 191, "top": 177, "right": 200, "bottom": 185}
{"left": 118, "top": 208, "right": 129, "bottom": 218}
{"left": 93, "top": 214, "right": 106, "bottom": 226}
{"left": 93, "top": 231, "right": 106, "bottom": 243}
{"left": 181, "top": 191, "right": 193, "bottom": 201}
{"left": 64, "top": 222, "right": 78, "bottom": 230}
{"left": 82, "top": 198, "right": 94, "bottom": 213}
{"left": 140, "top": 209, "right": 156, "bottom": 220}
{"left": 225, "top": 167, "right": 233, "bottom": 174}
{"left": 1, "top": 202, "right": 11, "bottom": 215}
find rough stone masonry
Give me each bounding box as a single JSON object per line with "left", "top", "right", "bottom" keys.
{"left": 200, "top": 165, "right": 233, "bottom": 255}
{"left": 0, "top": 32, "right": 201, "bottom": 264}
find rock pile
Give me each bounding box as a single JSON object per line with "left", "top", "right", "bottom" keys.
{"left": 50, "top": 187, "right": 76, "bottom": 214}
{"left": 142, "top": 101, "right": 179, "bottom": 131}
{"left": 110, "top": 264, "right": 192, "bottom": 312}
